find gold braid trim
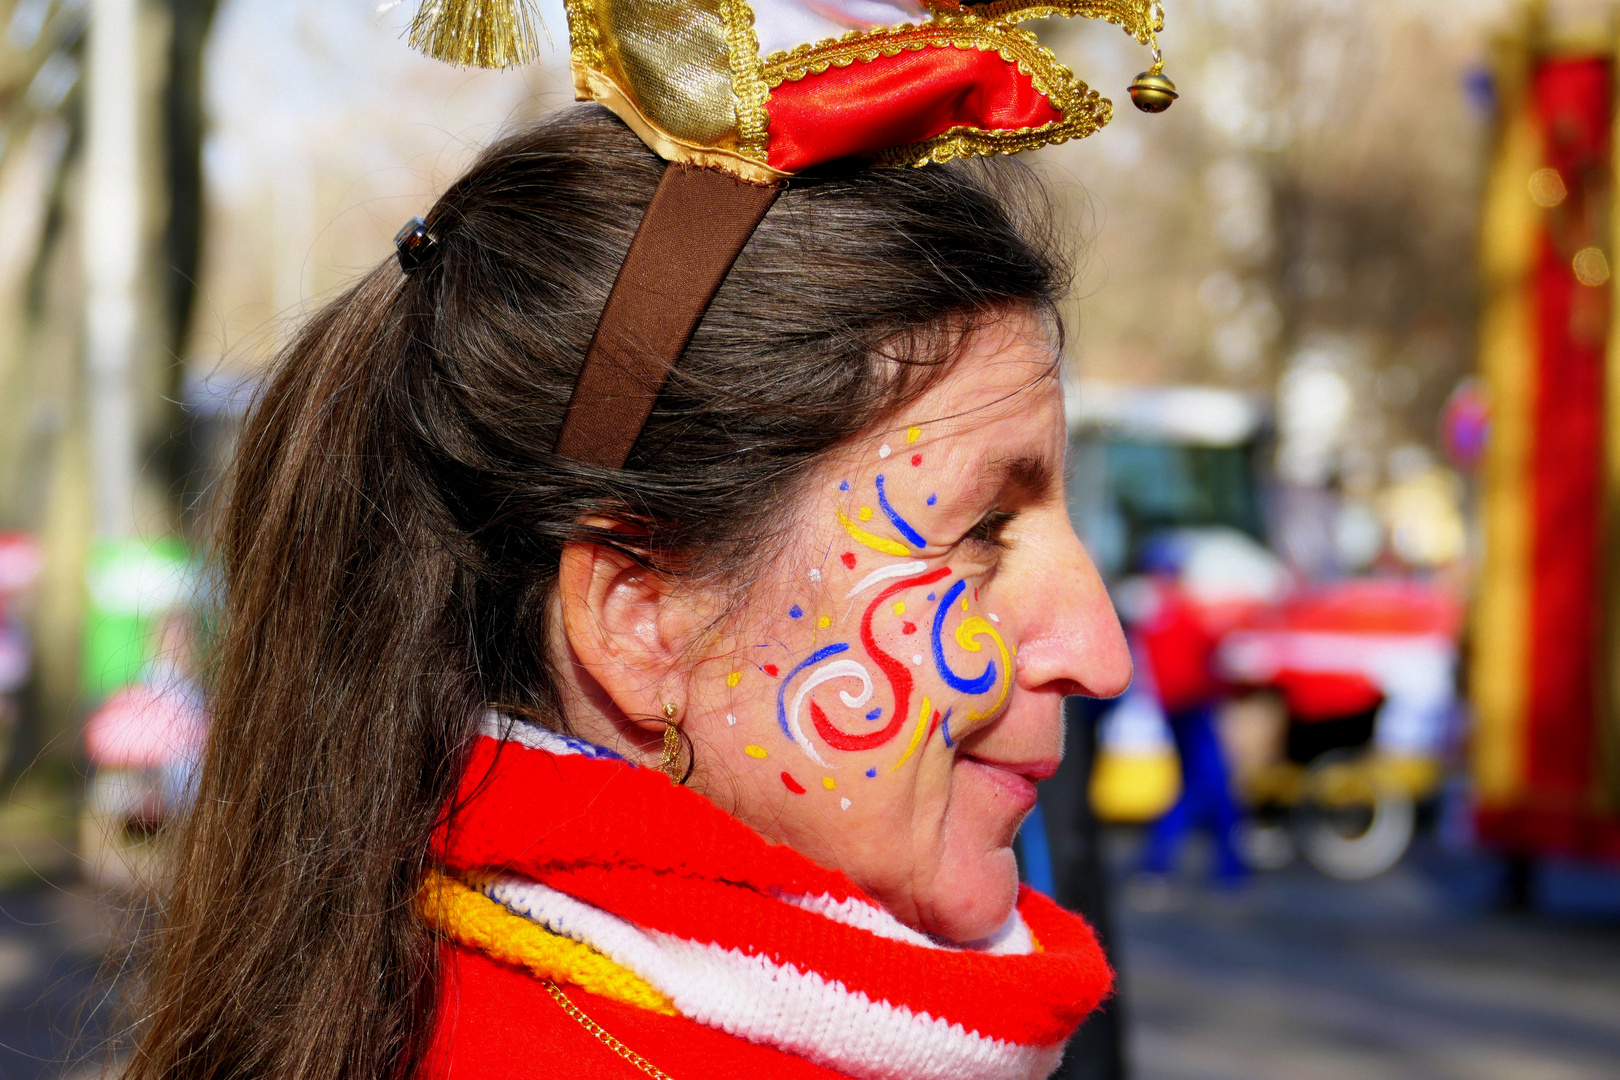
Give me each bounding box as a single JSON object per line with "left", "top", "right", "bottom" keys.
{"left": 720, "top": 0, "right": 772, "bottom": 160}
{"left": 563, "top": 0, "right": 605, "bottom": 84}
{"left": 944, "top": 1, "right": 1161, "bottom": 42}
{"left": 420, "top": 869, "right": 677, "bottom": 1016}
{"left": 762, "top": 19, "right": 1111, "bottom": 166}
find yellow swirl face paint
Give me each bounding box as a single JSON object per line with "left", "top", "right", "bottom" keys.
{"left": 837, "top": 509, "right": 912, "bottom": 557}
{"left": 955, "top": 616, "right": 1012, "bottom": 725}
{"left": 888, "top": 695, "right": 932, "bottom": 773}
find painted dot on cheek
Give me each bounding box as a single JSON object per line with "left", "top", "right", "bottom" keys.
{"left": 818, "top": 616, "right": 831, "bottom": 629}
{"left": 865, "top": 708, "right": 882, "bottom": 720}
{"left": 892, "top": 601, "right": 906, "bottom": 616}
{"left": 878, "top": 444, "right": 892, "bottom": 459}
{"left": 926, "top": 592, "right": 936, "bottom": 602}
{"left": 726, "top": 672, "right": 741, "bottom": 687}
{"left": 763, "top": 664, "right": 779, "bottom": 678}
{"left": 745, "top": 745, "right": 767, "bottom": 758}
{"left": 911, "top": 653, "right": 923, "bottom": 666}
{"left": 902, "top": 621, "right": 917, "bottom": 635}
{"left": 926, "top": 494, "right": 937, "bottom": 506}
{"left": 781, "top": 772, "right": 806, "bottom": 794}
{"left": 788, "top": 605, "right": 803, "bottom": 619}
{"left": 841, "top": 798, "right": 852, "bottom": 810}
{"left": 841, "top": 552, "right": 857, "bottom": 569}
{"left": 726, "top": 714, "right": 737, "bottom": 726}
{"left": 989, "top": 613, "right": 1000, "bottom": 623}
{"left": 906, "top": 426, "right": 921, "bottom": 444}
{"left": 808, "top": 568, "right": 822, "bottom": 582}
{"left": 839, "top": 480, "right": 850, "bottom": 491}
{"left": 865, "top": 767, "right": 877, "bottom": 778}
{"left": 822, "top": 777, "right": 836, "bottom": 790}
{"left": 857, "top": 507, "right": 874, "bottom": 522}
{"left": 910, "top": 454, "right": 922, "bottom": 467}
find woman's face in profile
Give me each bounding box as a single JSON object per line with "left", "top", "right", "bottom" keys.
{"left": 687, "top": 309, "right": 1131, "bottom": 943}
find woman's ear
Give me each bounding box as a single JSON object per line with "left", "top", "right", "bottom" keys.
{"left": 557, "top": 533, "right": 700, "bottom": 735}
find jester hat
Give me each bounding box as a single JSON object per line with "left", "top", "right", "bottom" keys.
{"left": 404, "top": 0, "right": 1174, "bottom": 466}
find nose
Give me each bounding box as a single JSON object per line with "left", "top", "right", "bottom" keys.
{"left": 1011, "top": 506, "right": 1131, "bottom": 699}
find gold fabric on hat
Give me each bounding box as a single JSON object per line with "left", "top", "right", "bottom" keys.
{"left": 597, "top": 0, "right": 737, "bottom": 147}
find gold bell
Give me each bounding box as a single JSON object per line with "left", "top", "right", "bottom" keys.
{"left": 1129, "top": 70, "right": 1178, "bottom": 113}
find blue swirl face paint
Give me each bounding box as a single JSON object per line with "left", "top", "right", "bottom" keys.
{"left": 776, "top": 642, "right": 850, "bottom": 740}
{"left": 940, "top": 708, "right": 957, "bottom": 748}
{"left": 875, "top": 474, "right": 928, "bottom": 549}
{"left": 931, "top": 579, "right": 996, "bottom": 695}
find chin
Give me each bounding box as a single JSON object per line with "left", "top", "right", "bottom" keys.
{"left": 919, "top": 844, "right": 1022, "bottom": 943}
{"left": 920, "top": 768, "right": 1036, "bottom": 941}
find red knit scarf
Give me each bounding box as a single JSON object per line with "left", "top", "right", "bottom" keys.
{"left": 430, "top": 724, "right": 1113, "bottom": 1080}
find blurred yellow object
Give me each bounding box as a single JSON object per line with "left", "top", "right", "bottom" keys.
{"left": 1090, "top": 747, "right": 1181, "bottom": 823}
{"left": 1245, "top": 759, "right": 1306, "bottom": 806}
{"left": 1245, "top": 752, "right": 1440, "bottom": 806}
{"left": 1375, "top": 754, "right": 1441, "bottom": 799}
{"left": 1382, "top": 468, "right": 1467, "bottom": 567}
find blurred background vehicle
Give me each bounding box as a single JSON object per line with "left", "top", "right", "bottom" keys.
{"left": 1, "top": 1, "right": 1619, "bottom": 1079}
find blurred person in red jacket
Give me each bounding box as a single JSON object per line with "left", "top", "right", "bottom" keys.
{"left": 1122, "top": 530, "right": 1287, "bottom": 884}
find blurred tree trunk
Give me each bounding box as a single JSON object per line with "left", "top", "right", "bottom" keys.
{"left": 2, "top": 0, "right": 218, "bottom": 787}
{"left": 156, "top": 0, "right": 216, "bottom": 526}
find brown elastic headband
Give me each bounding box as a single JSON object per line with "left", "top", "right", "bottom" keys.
{"left": 553, "top": 164, "right": 782, "bottom": 468}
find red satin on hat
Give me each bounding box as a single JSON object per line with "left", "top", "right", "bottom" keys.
{"left": 766, "top": 45, "right": 1063, "bottom": 173}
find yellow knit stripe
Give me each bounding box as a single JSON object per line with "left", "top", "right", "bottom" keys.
{"left": 420, "top": 870, "right": 677, "bottom": 1016}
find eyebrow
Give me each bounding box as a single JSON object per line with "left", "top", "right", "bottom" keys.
{"left": 966, "top": 452, "right": 1058, "bottom": 509}
{"left": 997, "top": 453, "right": 1056, "bottom": 496}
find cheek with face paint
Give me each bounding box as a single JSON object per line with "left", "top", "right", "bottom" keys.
{"left": 724, "top": 433, "right": 1015, "bottom": 808}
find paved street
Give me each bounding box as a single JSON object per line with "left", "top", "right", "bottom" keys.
{"left": 0, "top": 882, "right": 116, "bottom": 1080}
{"left": 1115, "top": 836, "right": 1620, "bottom": 1080}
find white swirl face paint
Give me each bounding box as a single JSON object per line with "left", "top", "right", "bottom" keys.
{"left": 787, "top": 658, "right": 874, "bottom": 767}
{"left": 843, "top": 560, "right": 929, "bottom": 599}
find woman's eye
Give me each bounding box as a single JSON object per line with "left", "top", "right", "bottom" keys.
{"left": 963, "top": 510, "right": 1015, "bottom": 550}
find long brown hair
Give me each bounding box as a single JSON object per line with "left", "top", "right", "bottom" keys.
{"left": 123, "top": 105, "right": 1069, "bottom": 1080}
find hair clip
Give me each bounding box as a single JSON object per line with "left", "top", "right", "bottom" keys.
{"left": 394, "top": 216, "right": 438, "bottom": 273}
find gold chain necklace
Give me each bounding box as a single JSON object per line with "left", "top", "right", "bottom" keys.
{"left": 541, "top": 979, "right": 675, "bottom": 1080}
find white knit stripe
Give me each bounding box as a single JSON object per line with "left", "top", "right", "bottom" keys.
{"left": 779, "top": 891, "right": 943, "bottom": 949}
{"left": 781, "top": 892, "right": 1035, "bottom": 956}
{"left": 477, "top": 710, "right": 622, "bottom": 761}
{"left": 482, "top": 875, "right": 1059, "bottom": 1080}
{"left": 975, "top": 911, "right": 1037, "bottom": 957}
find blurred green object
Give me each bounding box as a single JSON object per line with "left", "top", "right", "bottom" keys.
{"left": 83, "top": 537, "right": 193, "bottom": 698}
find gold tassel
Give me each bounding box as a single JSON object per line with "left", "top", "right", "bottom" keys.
{"left": 409, "top": 0, "right": 543, "bottom": 70}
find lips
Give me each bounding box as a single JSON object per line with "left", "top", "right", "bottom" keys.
{"left": 955, "top": 754, "right": 1058, "bottom": 814}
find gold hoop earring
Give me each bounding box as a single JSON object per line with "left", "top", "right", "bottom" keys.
{"left": 658, "top": 702, "right": 685, "bottom": 783}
